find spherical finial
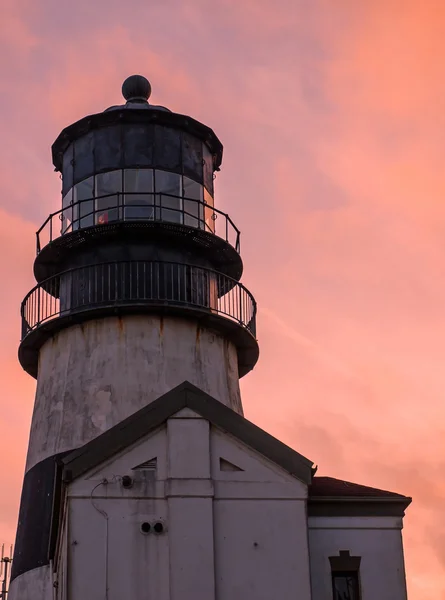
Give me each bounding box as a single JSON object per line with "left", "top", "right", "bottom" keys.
{"left": 122, "top": 75, "right": 152, "bottom": 103}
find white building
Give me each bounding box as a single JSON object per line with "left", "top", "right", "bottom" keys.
{"left": 10, "top": 76, "right": 411, "bottom": 600}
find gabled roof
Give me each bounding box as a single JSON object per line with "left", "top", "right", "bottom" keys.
{"left": 308, "top": 476, "right": 412, "bottom": 517}
{"left": 61, "top": 381, "right": 412, "bottom": 518}
{"left": 310, "top": 476, "right": 407, "bottom": 498}
{"left": 62, "top": 381, "right": 315, "bottom": 485}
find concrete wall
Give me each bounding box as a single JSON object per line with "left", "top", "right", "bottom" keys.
{"left": 56, "top": 409, "right": 312, "bottom": 600}
{"left": 308, "top": 515, "right": 409, "bottom": 600}
{"left": 26, "top": 314, "right": 241, "bottom": 471}
{"left": 8, "top": 565, "right": 52, "bottom": 600}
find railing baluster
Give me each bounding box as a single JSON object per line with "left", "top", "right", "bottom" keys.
{"left": 142, "top": 262, "right": 146, "bottom": 299}
{"left": 20, "top": 260, "right": 257, "bottom": 348}
{"left": 36, "top": 193, "right": 242, "bottom": 259}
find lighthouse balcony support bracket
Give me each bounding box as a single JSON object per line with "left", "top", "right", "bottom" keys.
{"left": 19, "top": 260, "right": 259, "bottom": 379}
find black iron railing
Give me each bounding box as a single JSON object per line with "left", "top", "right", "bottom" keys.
{"left": 21, "top": 261, "right": 256, "bottom": 340}
{"left": 36, "top": 192, "right": 240, "bottom": 254}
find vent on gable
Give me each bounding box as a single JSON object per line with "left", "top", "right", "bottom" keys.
{"left": 132, "top": 457, "right": 157, "bottom": 471}
{"left": 219, "top": 458, "right": 244, "bottom": 472}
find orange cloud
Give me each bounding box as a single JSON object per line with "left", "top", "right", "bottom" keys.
{"left": 1, "top": 2, "right": 445, "bottom": 598}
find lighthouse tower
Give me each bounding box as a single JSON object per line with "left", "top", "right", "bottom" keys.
{"left": 10, "top": 76, "right": 411, "bottom": 600}
{"left": 11, "top": 75, "right": 259, "bottom": 596}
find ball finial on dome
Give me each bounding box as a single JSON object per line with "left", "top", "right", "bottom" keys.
{"left": 122, "top": 75, "right": 152, "bottom": 102}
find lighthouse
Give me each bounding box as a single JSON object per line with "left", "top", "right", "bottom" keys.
{"left": 10, "top": 76, "right": 411, "bottom": 600}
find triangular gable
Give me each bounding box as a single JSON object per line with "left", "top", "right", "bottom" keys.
{"left": 62, "top": 381, "right": 315, "bottom": 486}
{"left": 211, "top": 427, "right": 305, "bottom": 486}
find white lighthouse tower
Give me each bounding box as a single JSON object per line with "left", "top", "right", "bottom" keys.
{"left": 10, "top": 76, "right": 411, "bottom": 600}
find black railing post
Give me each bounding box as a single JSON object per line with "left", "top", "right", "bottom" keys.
{"left": 37, "top": 287, "right": 41, "bottom": 327}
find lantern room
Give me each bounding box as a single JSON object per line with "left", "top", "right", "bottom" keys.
{"left": 53, "top": 75, "right": 220, "bottom": 236}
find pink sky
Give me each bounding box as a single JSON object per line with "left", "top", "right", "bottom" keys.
{"left": 1, "top": 0, "right": 445, "bottom": 597}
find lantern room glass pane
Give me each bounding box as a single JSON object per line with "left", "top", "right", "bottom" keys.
{"left": 183, "top": 176, "right": 203, "bottom": 228}
{"left": 123, "top": 124, "right": 154, "bottom": 166}
{"left": 182, "top": 133, "right": 203, "bottom": 183}
{"left": 95, "top": 171, "right": 122, "bottom": 224}
{"left": 62, "top": 189, "right": 73, "bottom": 234}
{"left": 94, "top": 126, "right": 123, "bottom": 172}
{"left": 74, "top": 132, "right": 95, "bottom": 184}
{"left": 62, "top": 143, "right": 74, "bottom": 196}
{"left": 124, "top": 169, "right": 154, "bottom": 220}
{"left": 204, "top": 187, "right": 215, "bottom": 233}
{"left": 203, "top": 143, "right": 214, "bottom": 194}
{"left": 154, "top": 126, "right": 181, "bottom": 170}
{"left": 74, "top": 176, "right": 94, "bottom": 229}
{"left": 155, "top": 170, "right": 181, "bottom": 223}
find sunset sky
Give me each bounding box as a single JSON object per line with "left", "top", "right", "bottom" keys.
{"left": 1, "top": 0, "right": 445, "bottom": 597}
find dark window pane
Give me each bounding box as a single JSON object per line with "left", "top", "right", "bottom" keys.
{"left": 332, "top": 573, "right": 360, "bottom": 600}
{"left": 74, "top": 132, "right": 95, "bottom": 183}
{"left": 182, "top": 133, "right": 203, "bottom": 183}
{"left": 124, "top": 169, "right": 154, "bottom": 220}
{"left": 94, "top": 126, "right": 123, "bottom": 172}
{"left": 155, "top": 170, "right": 181, "bottom": 223}
{"left": 183, "top": 177, "right": 203, "bottom": 228}
{"left": 95, "top": 171, "right": 121, "bottom": 224}
{"left": 62, "top": 143, "right": 74, "bottom": 196}
{"left": 203, "top": 143, "right": 214, "bottom": 194}
{"left": 123, "top": 124, "right": 155, "bottom": 167}
{"left": 154, "top": 125, "right": 181, "bottom": 171}
{"left": 74, "top": 177, "right": 94, "bottom": 228}
{"left": 183, "top": 177, "right": 202, "bottom": 200}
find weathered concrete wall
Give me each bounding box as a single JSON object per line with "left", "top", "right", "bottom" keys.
{"left": 8, "top": 565, "right": 52, "bottom": 600}
{"left": 26, "top": 315, "right": 241, "bottom": 471}
{"left": 308, "top": 515, "right": 409, "bottom": 600}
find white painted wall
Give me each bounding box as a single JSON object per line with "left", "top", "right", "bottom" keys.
{"left": 49, "top": 411, "right": 409, "bottom": 600}
{"left": 58, "top": 410, "right": 312, "bottom": 600}
{"left": 26, "top": 314, "right": 242, "bottom": 471}
{"left": 308, "top": 515, "right": 408, "bottom": 600}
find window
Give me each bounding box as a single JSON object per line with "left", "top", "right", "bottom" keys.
{"left": 95, "top": 171, "right": 121, "bottom": 224}
{"left": 63, "top": 168, "right": 214, "bottom": 232}
{"left": 73, "top": 176, "right": 94, "bottom": 228}
{"left": 124, "top": 169, "right": 154, "bottom": 220}
{"left": 204, "top": 187, "right": 215, "bottom": 233}
{"left": 183, "top": 177, "right": 203, "bottom": 228}
{"left": 62, "top": 189, "right": 73, "bottom": 234}
{"left": 202, "top": 142, "right": 213, "bottom": 194}
{"left": 332, "top": 572, "right": 360, "bottom": 600}
{"left": 155, "top": 170, "right": 181, "bottom": 223}
{"left": 329, "top": 551, "right": 361, "bottom": 600}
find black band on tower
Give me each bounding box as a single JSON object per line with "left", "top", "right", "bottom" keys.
{"left": 11, "top": 452, "right": 70, "bottom": 582}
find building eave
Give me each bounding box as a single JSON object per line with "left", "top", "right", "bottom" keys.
{"left": 307, "top": 495, "right": 412, "bottom": 518}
